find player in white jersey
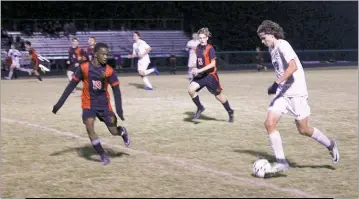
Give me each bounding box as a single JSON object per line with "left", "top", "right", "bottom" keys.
{"left": 185, "top": 33, "right": 200, "bottom": 81}
{"left": 5, "top": 44, "right": 31, "bottom": 80}
{"left": 128, "top": 32, "right": 159, "bottom": 91}
{"left": 256, "top": 20, "right": 339, "bottom": 174}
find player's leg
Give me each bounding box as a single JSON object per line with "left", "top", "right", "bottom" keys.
{"left": 97, "top": 109, "right": 131, "bottom": 147}
{"left": 143, "top": 62, "right": 160, "bottom": 76}
{"left": 32, "top": 64, "right": 43, "bottom": 82}
{"left": 83, "top": 110, "right": 109, "bottom": 165}
{"left": 207, "top": 74, "right": 234, "bottom": 123}
{"left": 188, "top": 80, "right": 205, "bottom": 119}
{"left": 138, "top": 62, "right": 153, "bottom": 90}
{"left": 67, "top": 70, "right": 74, "bottom": 81}
{"left": 292, "top": 97, "right": 339, "bottom": 164}
{"left": 264, "top": 96, "right": 290, "bottom": 174}
{"left": 5, "top": 64, "right": 15, "bottom": 79}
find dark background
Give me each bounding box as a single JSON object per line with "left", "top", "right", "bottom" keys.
{"left": 1, "top": 1, "right": 358, "bottom": 50}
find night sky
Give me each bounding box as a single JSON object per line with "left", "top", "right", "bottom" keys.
{"left": 2, "top": 1, "right": 358, "bottom": 50}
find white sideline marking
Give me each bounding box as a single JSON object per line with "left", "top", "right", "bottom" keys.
{"left": 1, "top": 117, "right": 321, "bottom": 198}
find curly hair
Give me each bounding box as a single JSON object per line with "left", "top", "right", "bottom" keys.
{"left": 197, "top": 27, "right": 212, "bottom": 38}
{"left": 257, "top": 20, "right": 285, "bottom": 39}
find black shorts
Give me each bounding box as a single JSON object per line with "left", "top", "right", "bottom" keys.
{"left": 82, "top": 108, "right": 117, "bottom": 127}
{"left": 191, "top": 73, "right": 223, "bottom": 95}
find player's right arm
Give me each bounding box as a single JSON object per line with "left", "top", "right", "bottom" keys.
{"left": 52, "top": 67, "right": 83, "bottom": 114}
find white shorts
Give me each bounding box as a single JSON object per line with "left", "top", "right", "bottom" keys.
{"left": 267, "top": 95, "right": 311, "bottom": 120}
{"left": 12, "top": 63, "right": 20, "bottom": 68}
{"left": 188, "top": 57, "right": 197, "bottom": 68}
{"left": 137, "top": 61, "right": 150, "bottom": 72}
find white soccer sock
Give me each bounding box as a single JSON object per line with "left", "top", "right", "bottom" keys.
{"left": 7, "top": 70, "right": 13, "bottom": 79}
{"left": 269, "top": 131, "right": 286, "bottom": 161}
{"left": 142, "top": 76, "right": 153, "bottom": 88}
{"left": 144, "top": 68, "right": 155, "bottom": 76}
{"left": 311, "top": 127, "right": 331, "bottom": 148}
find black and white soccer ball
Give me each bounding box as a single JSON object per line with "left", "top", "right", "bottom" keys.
{"left": 252, "top": 159, "right": 271, "bottom": 178}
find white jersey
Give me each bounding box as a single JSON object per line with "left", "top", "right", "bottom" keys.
{"left": 186, "top": 39, "right": 200, "bottom": 57}
{"left": 8, "top": 49, "right": 22, "bottom": 65}
{"left": 269, "top": 39, "right": 308, "bottom": 97}
{"left": 133, "top": 39, "right": 151, "bottom": 64}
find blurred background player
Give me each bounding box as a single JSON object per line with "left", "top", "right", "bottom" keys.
{"left": 256, "top": 20, "right": 339, "bottom": 174}
{"left": 188, "top": 28, "right": 234, "bottom": 123}
{"left": 52, "top": 42, "right": 131, "bottom": 165}
{"left": 66, "top": 37, "right": 86, "bottom": 82}
{"left": 5, "top": 44, "right": 32, "bottom": 80}
{"left": 24, "top": 41, "right": 43, "bottom": 82}
{"left": 254, "top": 46, "right": 267, "bottom": 72}
{"left": 84, "top": 36, "right": 96, "bottom": 62}
{"left": 185, "top": 33, "right": 200, "bottom": 81}
{"left": 128, "top": 31, "right": 160, "bottom": 91}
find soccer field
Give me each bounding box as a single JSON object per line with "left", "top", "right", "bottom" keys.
{"left": 1, "top": 67, "right": 357, "bottom": 198}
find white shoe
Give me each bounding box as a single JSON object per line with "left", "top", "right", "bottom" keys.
{"left": 4, "top": 77, "right": 11, "bottom": 80}
{"left": 329, "top": 140, "right": 340, "bottom": 164}
{"left": 266, "top": 160, "right": 290, "bottom": 174}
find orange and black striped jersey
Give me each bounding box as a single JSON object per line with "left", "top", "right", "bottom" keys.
{"left": 195, "top": 44, "right": 217, "bottom": 77}
{"left": 72, "top": 62, "right": 120, "bottom": 110}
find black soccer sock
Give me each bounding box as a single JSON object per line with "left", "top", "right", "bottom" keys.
{"left": 222, "top": 100, "right": 233, "bottom": 113}
{"left": 91, "top": 138, "right": 105, "bottom": 156}
{"left": 192, "top": 95, "right": 204, "bottom": 109}
{"left": 36, "top": 74, "right": 42, "bottom": 81}
{"left": 117, "top": 126, "right": 124, "bottom": 136}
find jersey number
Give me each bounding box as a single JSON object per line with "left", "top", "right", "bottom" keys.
{"left": 92, "top": 80, "right": 102, "bottom": 90}
{"left": 197, "top": 58, "right": 203, "bottom": 65}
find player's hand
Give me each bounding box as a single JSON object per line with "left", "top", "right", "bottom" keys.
{"left": 127, "top": 54, "right": 133, "bottom": 58}
{"left": 75, "top": 63, "right": 79, "bottom": 67}
{"left": 117, "top": 109, "right": 125, "bottom": 121}
{"left": 52, "top": 104, "right": 61, "bottom": 114}
{"left": 66, "top": 60, "right": 70, "bottom": 65}
{"left": 267, "top": 82, "right": 279, "bottom": 95}
{"left": 191, "top": 68, "right": 199, "bottom": 76}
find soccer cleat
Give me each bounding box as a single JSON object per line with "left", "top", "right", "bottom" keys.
{"left": 120, "top": 127, "right": 131, "bottom": 148}
{"left": 192, "top": 107, "right": 205, "bottom": 120}
{"left": 145, "top": 86, "right": 153, "bottom": 91}
{"left": 100, "top": 154, "right": 110, "bottom": 165}
{"left": 153, "top": 67, "right": 160, "bottom": 75}
{"left": 266, "top": 159, "right": 290, "bottom": 174}
{"left": 228, "top": 110, "right": 234, "bottom": 123}
{"left": 4, "top": 77, "right": 11, "bottom": 80}
{"left": 329, "top": 140, "right": 340, "bottom": 164}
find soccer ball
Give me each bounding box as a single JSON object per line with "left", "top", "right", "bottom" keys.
{"left": 252, "top": 159, "right": 271, "bottom": 178}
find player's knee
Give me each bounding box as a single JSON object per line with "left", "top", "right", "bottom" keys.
{"left": 188, "top": 87, "right": 196, "bottom": 96}
{"left": 264, "top": 119, "right": 277, "bottom": 132}
{"left": 138, "top": 71, "right": 145, "bottom": 77}
{"left": 297, "top": 126, "right": 311, "bottom": 136}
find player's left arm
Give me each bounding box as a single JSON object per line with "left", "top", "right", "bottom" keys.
{"left": 198, "top": 47, "right": 216, "bottom": 73}
{"left": 52, "top": 67, "right": 82, "bottom": 114}
{"left": 109, "top": 71, "right": 124, "bottom": 121}
{"left": 275, "top": 43, "right": 298, "bottom": 84}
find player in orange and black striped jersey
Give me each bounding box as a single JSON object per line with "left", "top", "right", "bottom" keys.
{"left": 66, "top": 37, "right": 86, "bottom": 81}
{"left": 188, "top": 28, "right": 234, "bottom": 123}
{"left": 52, "top": 43, "right": 130, "bottom": 165}
{"left": 83, "top": 36, "right": 96, "bottom": 62}
{"left": 25, "top": 41, "right": 43, "bottom": 82}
